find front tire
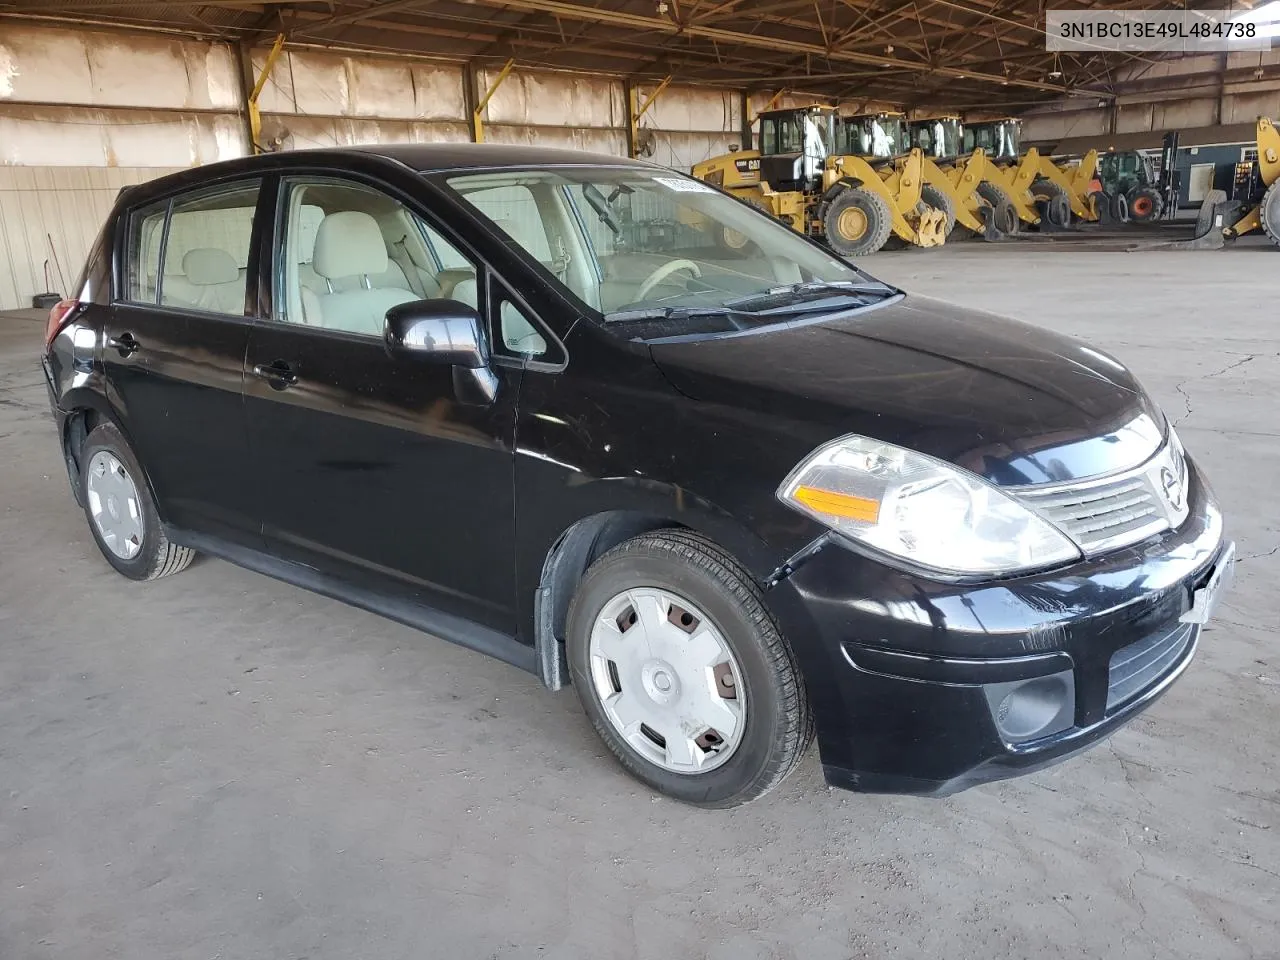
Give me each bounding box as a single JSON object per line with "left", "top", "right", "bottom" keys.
{"left": 1128, "top": 186, "right": 1163, "bottom": 223}
{"left": 1258, "top": 179, "right": 1280, "bottom": 247}
{"left": 80, "top": 422, "right": 195, "bottom": 581}
{"left": 977, "top": 181, "right": 1019, "bottom": 236}
{"left": 1031, "top": 178, "right": 1072, "bottom": 228}
{"left": 566, "top": 530, "right": 812, "bottom": 807}
{"left": 823, "top": 187, "right": 893, "bottom": 256}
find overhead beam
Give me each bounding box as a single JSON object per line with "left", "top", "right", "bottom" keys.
{"left": 0, "top": 0, "right": 299, "bottom": 9}
{"left": 293, "top": 0, "right": 434, "bottom": 37}
{"left": 455, "top": 0, "right": 1073, "bottom": 94}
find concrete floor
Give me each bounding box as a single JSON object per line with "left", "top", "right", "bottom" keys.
{"left": 1, "top": 243, "right": 1277, "bottom": 960}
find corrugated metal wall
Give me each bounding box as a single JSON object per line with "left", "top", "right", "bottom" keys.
{"left": 1023, "top": 49, "right": 1280, "bottom": 145}
{"left": 0, "top": 22, "right": 761, "bottom": 308}
{"left": 0, "top": 165, "right": 183, "bottom": 310}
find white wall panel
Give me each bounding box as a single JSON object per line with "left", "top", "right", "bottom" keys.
{"left": 484, "top": 69, "right": 622, "bottom": 128}
{"left": 254, "top": 48, "right": 466, "bottom": 122}
{"left": 0, "top": 106, "right": 246, "bottom": 167}
{"left": 274, "top": 114, "right": 470, "bottom": 150}
{"left": 643, "top": 85, "right": 740, "bottom": 134}
{"left": 0, "top": 25, "right": 239, "bottom": 110}
{"left": 484, "top": 123, "right": 627, "bottom": 155}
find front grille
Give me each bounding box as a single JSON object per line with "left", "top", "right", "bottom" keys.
{"left": 1106, "top": 621, "right": 1195, "bottom": 711}
{"left": 1011, "top": 438, "right": 1189, "bottom": 556}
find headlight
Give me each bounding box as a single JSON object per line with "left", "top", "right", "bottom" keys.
{"left": 777, "top": 435, "right": 1081, "bottom": 576}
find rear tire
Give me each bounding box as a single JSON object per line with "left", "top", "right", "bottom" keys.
{"left": 1258, "top": 180, "right": 1280, "bottom": 247}
{"left": 1128, "top": 186, "right": 1163, "bottom": 223}
{"left": 823, "top": 187, "right": 893, "bottom": 256}
{"left": 79, "top": 422, "right": 195, "bottom": 581}
{"left": 565, "top": 529, "right": 812, "bottom": 807}
{"left": 977, "top": 181, "right": 1019, "bottom": 236}
{"left": 1031, "top": 179, "right": 1072, "bottom": 228}
{"left": 920, "top": 184, "right": 956, "bottom": 237}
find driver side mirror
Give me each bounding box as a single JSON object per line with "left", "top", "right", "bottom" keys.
{"left": 384, "top": 298, "right": 498, "bottom": 405}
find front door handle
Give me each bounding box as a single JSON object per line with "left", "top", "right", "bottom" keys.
{"left": 251, "top": 360, "right": 299, "bottom": 390}
{"left": 107, "top": 332, "right": 139, "bottom": 357}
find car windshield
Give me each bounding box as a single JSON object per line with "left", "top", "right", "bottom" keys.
{"left": 439, "top": 166, "right": 893, "bottom": 336}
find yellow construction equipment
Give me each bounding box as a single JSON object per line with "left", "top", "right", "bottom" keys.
{"left": 964, "top": 118, "right": 1099, "bottom": 225}
{"left": 691, "top": 105, "right": 946, "bottom": 256}
{"left": 900, "top": 115, "right": 1022, "bottom": 238}
{"left": 1223, "top": 116, "right": 1280, "bottom": 246}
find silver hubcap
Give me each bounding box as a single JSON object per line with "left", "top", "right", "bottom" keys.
{"left": 86, "top": 451, "right": 144, "bottom": 560}
{"left": 588, "top": 587, "right": 746, "bottom": 774}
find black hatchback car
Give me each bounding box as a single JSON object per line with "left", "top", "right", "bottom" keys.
{"left": 43, "top": 144, "right": 1233, "bottom": 807}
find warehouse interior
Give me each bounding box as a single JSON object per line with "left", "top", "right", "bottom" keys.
{"left": 1, "top": 1, "right": 1278, "bottom": 958}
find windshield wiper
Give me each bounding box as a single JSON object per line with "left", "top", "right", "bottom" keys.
{"left": 768, "top": 279, "right": 894, "bottom": 297}
{"left": 720, "top": 280, "right": 895, "bottom": 311}
{"left": 603, "top": 305, "right": 726, "bottom": 323}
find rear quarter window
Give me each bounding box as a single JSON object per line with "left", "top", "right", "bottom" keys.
{"left": 124, "top": 200, "right": 168, "bottom": 304}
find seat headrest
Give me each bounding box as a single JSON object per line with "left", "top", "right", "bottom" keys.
{"left": 182, "top": 248, "right": 239, "bottom": 286}
{"left": 313, "top": 211, "right": 389, "bottom": 280}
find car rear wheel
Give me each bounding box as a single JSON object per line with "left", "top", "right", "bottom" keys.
{"left": 80, "top": 422, "right": 195, "bottom": 581}
{"left": 566, "top": 529, "right": 812, "bottom": 807}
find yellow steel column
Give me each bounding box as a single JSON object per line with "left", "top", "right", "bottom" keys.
{"left": 472, "top": 58, "right": 516, "bottom": 144}
{"left": 248, "top": 33, "right": 287, "bottom": 155}
{"left": 628, "top": 76, "right": 671, "bottom": 158}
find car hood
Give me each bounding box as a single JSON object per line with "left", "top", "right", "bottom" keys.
{"left": 647, "top": 294, "right": 1165, "bottom": 486}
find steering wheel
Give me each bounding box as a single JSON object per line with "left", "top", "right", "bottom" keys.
{"left": 636, "top": 259, "right": 703, "bottom": 301}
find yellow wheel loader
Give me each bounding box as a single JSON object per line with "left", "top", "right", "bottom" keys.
{"left": 964, "top": 118, "right": 1100, "bottom": 226}
{"left": 903, "top": 115, "right": 1023, "bottom": 238}
{"left": 1221, "top": 116, "right": 1280, "bottom": 247}
{"left": 691, "top": 105, "right": 945, "bottom": 256}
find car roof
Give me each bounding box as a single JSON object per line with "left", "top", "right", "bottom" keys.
{"left": 117, "top": 143, "right": 659, "bottom": 205}
{"left": 345, "top": 142, "right": 654, "bottom": 171}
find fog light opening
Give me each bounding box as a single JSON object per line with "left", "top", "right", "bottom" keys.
{"left": 986, "top": 671, "right": 1075, "bottom": 744}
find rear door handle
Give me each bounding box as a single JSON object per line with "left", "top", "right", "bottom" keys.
{"left": 107, "top": 332, "right": 139, "bottom": 357}
{"left": 251, "top": 360, "right": 299, "bottom": 389}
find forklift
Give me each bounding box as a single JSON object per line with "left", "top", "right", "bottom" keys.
{"left": 1091, "top": 132, "right": 1181, "bottom": 225}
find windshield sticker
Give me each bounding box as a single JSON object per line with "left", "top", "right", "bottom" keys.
{"left": 653, "top": 176, "right": 716, "bottom": 194}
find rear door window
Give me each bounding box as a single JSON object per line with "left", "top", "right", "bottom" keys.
{"left": 121, "top": 180, "right": 261, "bottom": 316}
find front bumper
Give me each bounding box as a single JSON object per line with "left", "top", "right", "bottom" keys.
{"left": 767, "top": 460, "right": 1230, "bottom": 796}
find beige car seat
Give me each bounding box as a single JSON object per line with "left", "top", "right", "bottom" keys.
{"left": 161, "top": 248, "right": 245, "bottom": 315}
{"left": 301, "top": 212, "right": 418, "bottom": 336}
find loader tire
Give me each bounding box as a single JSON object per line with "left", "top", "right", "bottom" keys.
{"left": 920, "top": 184, "right": 956, "bottom": 236}
{"left": 1128, "top": 187, "right": 1163, "bottom": 223}
{"left": 977, "top": 181, "right": 1019, "bottom": 236}
{"left": 1088, "top": 190, "right": 1111, "bottom": 223}
{"left": 1258, "top": 180, "right": 1280, "bottom": 247}
{"left": 1031, "top": 179, "right": 1072, "bottom": 228}
{"left": 823, "top": 187, "right": 893, "bottom": 257}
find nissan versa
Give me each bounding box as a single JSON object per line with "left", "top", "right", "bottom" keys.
{"left": 42, "top": 144, "right": 1233, "bottom": 807}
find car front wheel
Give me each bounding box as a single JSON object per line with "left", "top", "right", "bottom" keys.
{"left": 79, "top": 421, "right": 195, "bottom": 581}
{"left": 566, "top": 529, "right": 812, "bottom": 807}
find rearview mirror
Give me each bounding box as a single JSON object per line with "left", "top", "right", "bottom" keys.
{"left": 384, "top": 299, "right": 498, "bottom": 405}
